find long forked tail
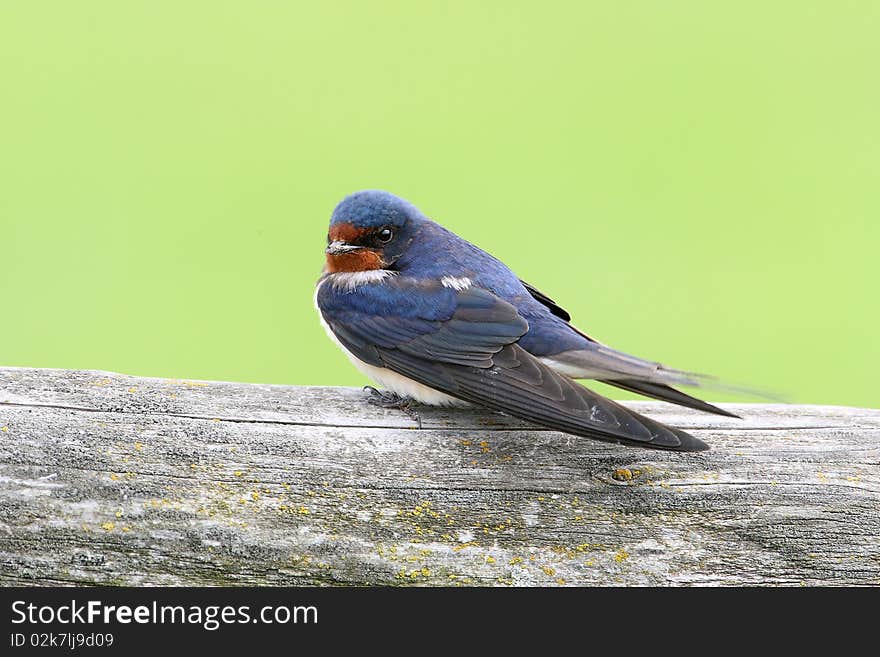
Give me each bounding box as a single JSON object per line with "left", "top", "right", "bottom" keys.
{"left": 601, "top": 378, "right": 740, "bottom": 418}
{"left": 541, "top": 342, "right": 781, "bottom": 418}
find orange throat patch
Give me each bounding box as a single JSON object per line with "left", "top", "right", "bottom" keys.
{"left": 326, "top": 249, "right": 385, "bottom": 273}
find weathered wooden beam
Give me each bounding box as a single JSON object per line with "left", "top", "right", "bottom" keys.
{"left": 0, "top": 367, "right": 878, "bottom": 586}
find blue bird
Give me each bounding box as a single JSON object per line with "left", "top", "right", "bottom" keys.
{"left": 315, "top": 190, "right": 738, "bottom": 451}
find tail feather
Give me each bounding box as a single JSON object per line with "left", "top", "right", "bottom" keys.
{"left": 541, "top": 346, "right": 780, "bottom": 416}
{"left": 601, "top": 379, "right": 741, "bottom": 418}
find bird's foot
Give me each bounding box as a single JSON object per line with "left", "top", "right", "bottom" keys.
{"left": 364, "top": 386, "right": 422, "bottom": 429}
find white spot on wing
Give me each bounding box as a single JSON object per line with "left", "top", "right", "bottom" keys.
{"left": 440, "top": 276, "right": 472, "bottom": 291}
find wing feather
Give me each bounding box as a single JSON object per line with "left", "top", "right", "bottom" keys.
{"left": 379, "top": 344, "right": 707, "bottom": 451}
{"left": 319, "top": 278, "right": 708, "bottom": 451}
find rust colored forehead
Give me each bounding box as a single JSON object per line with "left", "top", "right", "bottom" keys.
{"left": 329, "top": 222, "right": 369, "bottom": 243}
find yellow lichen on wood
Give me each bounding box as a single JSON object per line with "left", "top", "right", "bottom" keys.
{"left": 612, "top": 468, "right": 633, "bottom": 481}
{"left": 453, "top": 542, "right": 477, "bottom": 552}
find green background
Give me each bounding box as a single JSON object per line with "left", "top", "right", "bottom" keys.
{"left": 2, "top": 2, "right": 877, "bottom": 408}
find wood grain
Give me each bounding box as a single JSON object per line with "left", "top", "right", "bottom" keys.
{"left": 1, "top": 367, "right": 878, "bottom": 586}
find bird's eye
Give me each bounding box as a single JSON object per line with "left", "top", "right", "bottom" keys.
{"left": 377, "top": 228, "right": 394, "bottom": 243}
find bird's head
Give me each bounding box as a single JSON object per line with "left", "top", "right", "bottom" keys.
{"left": 324, "top": 190, "right": 423, "bottom": 273}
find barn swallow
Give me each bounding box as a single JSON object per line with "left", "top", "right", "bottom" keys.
{"left": 315, "top": 190, "right": 738, "bottom": 451}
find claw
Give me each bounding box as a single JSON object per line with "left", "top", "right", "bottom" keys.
{"left": 363, "top": 386, "right": 423, "bottom": 429}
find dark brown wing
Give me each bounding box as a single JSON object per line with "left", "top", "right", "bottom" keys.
{"left": 379, "top": 343, "right": 708, "bottom": 451}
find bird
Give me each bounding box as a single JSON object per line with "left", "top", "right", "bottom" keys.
{"left": 314, "top": 190, "right": 738, "bottom": 451}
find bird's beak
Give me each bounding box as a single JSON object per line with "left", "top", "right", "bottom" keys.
{"left": 326, "top": 240, "right": 362, "bottom": 256}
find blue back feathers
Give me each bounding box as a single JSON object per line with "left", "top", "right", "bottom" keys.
{"left": 323, "top": 190, "right": 592, "bottom": 357}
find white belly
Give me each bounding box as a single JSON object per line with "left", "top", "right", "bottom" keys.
{"left": 314, "top": 279, "right": 467, "bottom": 407}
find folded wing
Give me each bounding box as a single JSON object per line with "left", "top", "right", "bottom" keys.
{"left": 319, "top": 278, "right": 708, "bottom": 451}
